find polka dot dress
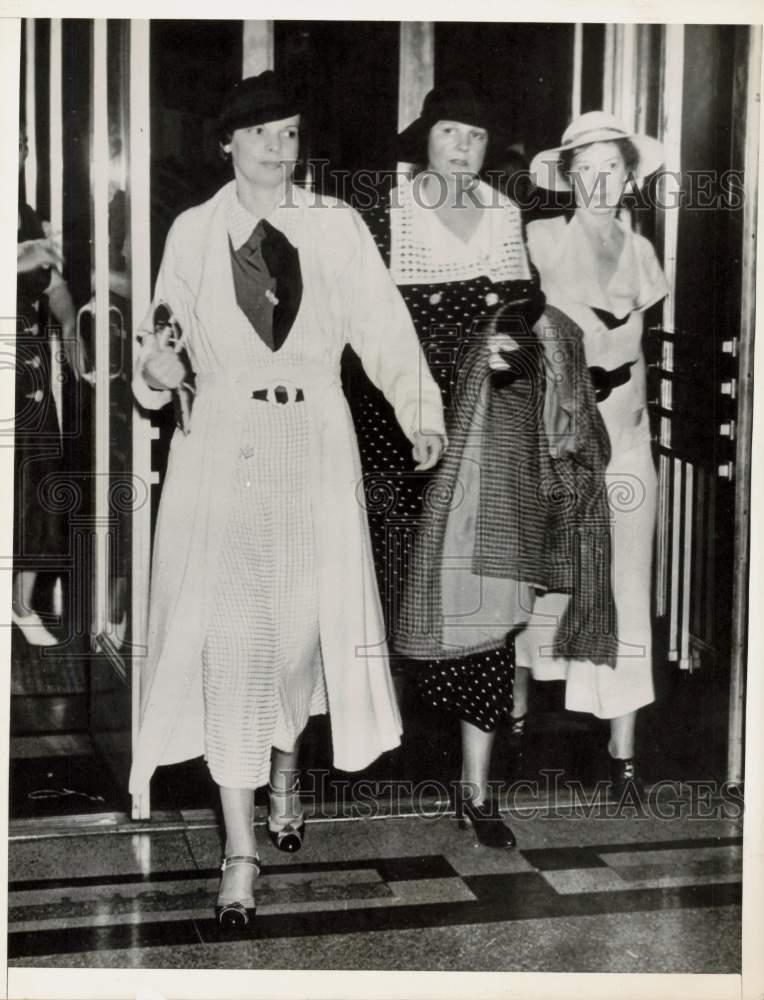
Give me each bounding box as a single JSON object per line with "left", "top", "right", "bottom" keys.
{"left": 349, "top": 199, "right": 539, "bottom": 733}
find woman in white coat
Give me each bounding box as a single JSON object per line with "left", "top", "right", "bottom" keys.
{"left": 513, "top": 112, "right": 668, "bottom": 797}
{"left": 129, "top": 72, "right": 446, "bottom": 930}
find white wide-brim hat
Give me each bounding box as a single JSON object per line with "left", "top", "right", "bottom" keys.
{"left": 530, "top": 110, "right": 665, "bottom": 192}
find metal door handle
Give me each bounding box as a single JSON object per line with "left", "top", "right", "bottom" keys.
{"left": 108, "top": 304, "right": 125, "bottom": 381}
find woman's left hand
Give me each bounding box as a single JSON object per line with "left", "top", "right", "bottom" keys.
{"left": 412, "top": 430, "right": 447, "bottom": 471}
{"left": 486, "top": 333, "right": 520, "bottom": 370}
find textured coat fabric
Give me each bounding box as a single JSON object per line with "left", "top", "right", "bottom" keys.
{"left": 395, "top": 304, "right": 617, "bottom": 665}
{"left": 514, "top": 212, "right": 668, "bottom": 718}
{"left": 128, "top": 180, "right": 445, "bottom": 795}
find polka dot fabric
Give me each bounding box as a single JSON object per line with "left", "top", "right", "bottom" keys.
{"left": 412, "top": 643, "right": 516, "bottom": 733}
{"left": 348, "top": 196, "right": 539, "bottom": 732}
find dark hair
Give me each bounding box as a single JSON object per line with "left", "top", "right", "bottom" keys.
{"left": 558, "top": 136, "right": 640, "bottom": 182}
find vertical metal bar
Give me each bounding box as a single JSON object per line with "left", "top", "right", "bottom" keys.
{"left": 398, "top": 21, "right": 434, "bottom": 132}
{"left": 659, "top": 25, "right": 684, "bottom": 336}
{"left": 680, "top": 462, "right": 693, "bottom": 668}
{"left": 242, "top": 21, "right": 273, "bottom": 78}
{"left": 728, "top": 25, "right": 761, "bottom": 786}
{"left": 668, "top": 458, "right": 682, "bottom": 661}
{"left": 635, "top": 25, "right": 650, "bottom": 134}
{"left": 602, "top": 24, "right": 615, "bottom": 114}
{"left": 1, "top": 25, "right": 22, "bottom": 904}
{"left": 49, "top": 20, "right": 64, "bottom": 465}
{"left": 92, "top": 20, "right": 110, "bottom": 648}
{"left": 571, "top": 24, "right": 583, "bottom": 120}
{"left": 618, "top": 24, "right": 637, "bottom": 128}
{"left": 49, "top": 20, "right": 63, "bottom": 238}
{"left": 130, "top": 18, "right": 152, "bottom": 821}
{"left": 24, "top": 19, "right": 37, "bottom": 209}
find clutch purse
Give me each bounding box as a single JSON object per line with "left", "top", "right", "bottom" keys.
{"left": 152, "top": 301, "right": 196, "bottom": 434}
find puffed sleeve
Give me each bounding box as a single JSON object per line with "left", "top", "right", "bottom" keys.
{"left": 343, "top": 207, "right": 445, "bottom": 442}
{"left": 634, "top": 233, "right": 669, "bottom": 311}
{"left": 132, "top": 218, "right": 194, "bottom": 411}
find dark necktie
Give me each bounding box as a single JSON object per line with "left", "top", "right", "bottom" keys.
{"left": 229, "top": 219, "right": 303, "bottom": 352}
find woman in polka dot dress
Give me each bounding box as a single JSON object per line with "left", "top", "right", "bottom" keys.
{"left": 352, "top": 83, "right": 545, "bottom": 847}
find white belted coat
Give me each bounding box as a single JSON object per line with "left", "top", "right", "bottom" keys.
{"left": 128, "top": 181, "right": 445, "bottom": 794}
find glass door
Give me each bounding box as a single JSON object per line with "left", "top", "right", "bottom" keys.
{"left": 86, "top": 18, "right": 134, "bottom": 793}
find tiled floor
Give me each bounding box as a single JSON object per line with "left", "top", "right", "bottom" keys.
{"left": 7, "top": 795, "right": 742, "bottom": 973}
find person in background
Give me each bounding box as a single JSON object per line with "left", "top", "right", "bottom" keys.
{"left": 13, "top": 123, "right": 89, "bottom": 646}
{"left": 513, "top": 111, "right": 668, "bottom": 797}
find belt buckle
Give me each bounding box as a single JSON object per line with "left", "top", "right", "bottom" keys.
{"left": 270, "top": 379, "right": 294, "bottom": 405}
{"left": 260, "top": 378, "right": 297, "bottom": 405}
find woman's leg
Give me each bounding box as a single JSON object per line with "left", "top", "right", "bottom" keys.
{"left": 269, "top": 739, "right": 304, "bottom": 825}
{"left": 511, "top": 665, "right": 530, "bottom": 719}
{"left": 608, "top": 711, "right": 637, "bottom": 760}
{"left": 11, "top": 570, "right": 36, "bottom": 616}
{"left": 460, "top": 720, "right": 495, "bottom": 806}
{"left": 217, "top": 786, "right": 258, "bottom": 904}
{"left": 458, "top": 719, "right": 516, "bottom": 848}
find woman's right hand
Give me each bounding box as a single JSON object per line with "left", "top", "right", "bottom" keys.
{"left": 141, "top": 337, "right": 186, "bottom": 391}
{"left": 17, "top": 236, "right": 63, "bottom": 274}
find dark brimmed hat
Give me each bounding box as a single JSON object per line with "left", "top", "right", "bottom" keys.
{"left": 397, "top": 81, "right": 498, "bottom": 163}
{"left": 218, "top": 70, "right": 302, "bottom": 137}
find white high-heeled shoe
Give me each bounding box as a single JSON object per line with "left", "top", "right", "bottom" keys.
{"left": 11, "top": 609, "right": 59, "bottom": 646}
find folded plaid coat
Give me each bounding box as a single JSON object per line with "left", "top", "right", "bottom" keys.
{"left": 395, "top": 303, "right": 618, "bottom": 667}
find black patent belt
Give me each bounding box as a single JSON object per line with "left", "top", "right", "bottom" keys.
{"left": 587, "top": 360, "right": 636, "bottom": 403}
{"left": 252, "top": 385, "right": 305, "bottom": 404}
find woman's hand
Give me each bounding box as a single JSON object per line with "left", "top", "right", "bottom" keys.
{"left": 17, "top": 235, "right": 63, "bottom": 274}
{"left": 486, "top": 332, "right": 520, "bottom": 370}
{"left": 141, "top": 335, "right": 186, "bottom": 391}
{"left": 412, "top": 430, "right": 447, "bottom": 471}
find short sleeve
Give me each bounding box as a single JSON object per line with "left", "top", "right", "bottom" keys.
{"left": 634, "top": 234, "right": 669, "bottom": 311}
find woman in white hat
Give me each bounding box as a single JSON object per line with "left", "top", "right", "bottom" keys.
{"left": 512, "top": 112, "right": 668, "bottom": 796}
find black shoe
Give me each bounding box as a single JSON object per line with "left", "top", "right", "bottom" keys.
{"left": 268, "top": 781, "right": 306, "bottom": 853}
{"left": 454, "top": 790, "right": 516, "bottom": 849}
{"left": 608, "top": 755, "right": 645, "bottom": 801}
{"left": 215, "top": 854, "right": 260, "bottom": 932}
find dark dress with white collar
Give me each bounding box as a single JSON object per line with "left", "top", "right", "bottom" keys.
{"left": 350, "top": 179, "right": 542, "bottom": 732}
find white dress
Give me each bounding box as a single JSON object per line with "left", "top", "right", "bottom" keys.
{"left": 514, "top": 212, "right": 668, "bottom": 719}
{"left": 200, "top": 194, "right": 331, "bottom": 788}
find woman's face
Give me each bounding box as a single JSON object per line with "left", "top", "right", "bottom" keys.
{"left": 569, "top": 141, "right": 629, "bottom": 212}
{"left": 224, "top": 114, "right": 300, "bottom": 190}
{"left": 427, "top": 120, "right": 488, "bottom": 181}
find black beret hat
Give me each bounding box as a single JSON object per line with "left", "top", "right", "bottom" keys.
{"left": 397, "top": 80, "right": 500, "bottom": 163}
{"left": 218, "top": 70, "right": 302, "bottom": 137}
